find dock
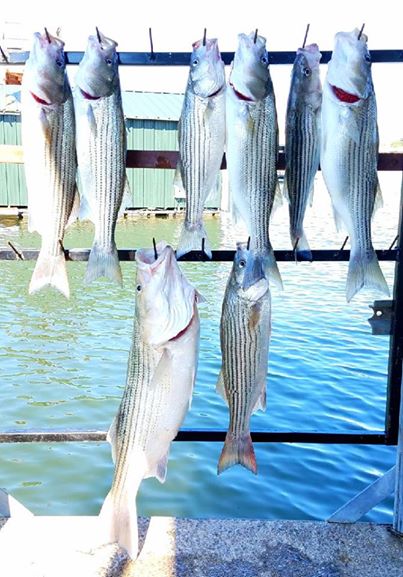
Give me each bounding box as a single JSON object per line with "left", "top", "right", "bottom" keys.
{"left": 1, "top": 511, "right": 402, "bottom": 577}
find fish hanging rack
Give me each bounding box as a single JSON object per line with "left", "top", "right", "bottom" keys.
{"left": 1, "top": 45, "right": 403, "bottom": 532}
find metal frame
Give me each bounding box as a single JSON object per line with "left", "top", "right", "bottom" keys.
{"left": 0, "top": 50, "right": 402, "bottom": 447}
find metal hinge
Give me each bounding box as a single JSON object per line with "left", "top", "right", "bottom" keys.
{"left": 368, "top": 300, "right": 394, "bottom": 335}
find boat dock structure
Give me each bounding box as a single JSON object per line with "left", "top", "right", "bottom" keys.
{"left": 1, "top": 46, "right": 403, "bottom": 576}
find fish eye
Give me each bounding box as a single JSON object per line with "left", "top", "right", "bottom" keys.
{"left": 55, "top": 58, "right": 64, "bottom": 68}
{"left": 365, "top": 53, "right": 371, "bottom": 63}
{"left": 303, "top": 67, "right": 311, "bottom": 77}
{"left": 239, "top": 259, "right": 246, "bottom": 268}
{"left": 105, "top": 57, "right": 113, "bottom": 65}
{"left": 136, "top": 284, "right": 142, "bottom": 292}
{"left": 260, "top": 54, "right": 268, "bottom": 65}
{"left": 192, "top": 58, "right": 199, "bottom": 66}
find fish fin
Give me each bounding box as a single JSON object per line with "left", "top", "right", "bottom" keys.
{"left": 149, "top": 349, "right": 172, "bottom": 390}
{"left": 346, "top": 248, "right": 390, "bottom": 303}
{"left": 252, "top": 387, "right": 266, "bottom": 413}
{"left": 66, "top": 188, "right": 80, "bottom": 228}
{"left": 176, "top": 222, "right": 212, "bottom": 259}
{"left": 106, "top": 415, "right": 118, "bottom": 464}
{"left": 271, "top": 178, "right": 283, "bottom": 215}
{"left": 282, "top": 177, "right": 289, "bottom": 202}
{"left": 290, "top": 230, "right": 312, "bottom": 262}
{"left": 331, "top": 205, "right": 345, "bottom": 233}
{"left": 173, "top": 162, "right": 184, "bottom": 189}
{"left": 216, "top": 370, "right": 228, "bottom": 405}
{"left": 153, "top": 453, "right": 169, "bottom": 483}
{"left": 195, "top": 290, "right": 206, "bottom": 304}
{"left": 118, "top": 177, "right": 131, "bottom": 219}
{"left": 373, "top": 179, "right": 383, "bottom": 215}
{"left": 78, "top": 190, "right": 94, "bottom": 222}
{"left": 262, "top": 248, "right": 283, "bottom": 290}
{"left": 217, "top": 432, "right": 257, "bottom": 475}
{"left": 87, "top": 104, "right": 97, "bottom": 136}
{"left": 99, "top": 475, "right": 140, "bottom": 559}
{"left": 29, "top": 250, "right": 70, "bottom": 298}
{"left": 85, "top": 240, "right": 122, "bottom": 285}
{"left": 39, "top": 108, "right": 51, "bottom": 142}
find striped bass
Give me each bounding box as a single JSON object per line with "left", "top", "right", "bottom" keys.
{"left": 21, "top": 30, "right": 77, "bottom": 298}
{"left": 176, "top": 37, "right": 226, "bottom": 259}
{"left": 226, "top": 32, "right": 282, "bottom": 288}
{"left": 321, "top": 29, "right": 389, "bottom": 301}
{"left": 99, "top": 242, "right": 201, "bottom": 558}
{"left": 284, "top": 43, "right": 322, "bottom": 260}
{"left": 217, "top": 245, "right": 271, "bottom": 474}
{"left": 74, "top": 30, "right": 127, "bottom": 285}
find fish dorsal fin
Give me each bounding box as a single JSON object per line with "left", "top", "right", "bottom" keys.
{"left": 216, "top": 370, "right": 228, "bottom": 405}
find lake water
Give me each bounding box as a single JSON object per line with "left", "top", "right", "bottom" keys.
{"left": 0, "top": 172, "right": 401, "bottom": 522}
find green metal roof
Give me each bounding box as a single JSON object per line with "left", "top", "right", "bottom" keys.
{"left": 0, "top": 85, "right": 184, "bottom": 121}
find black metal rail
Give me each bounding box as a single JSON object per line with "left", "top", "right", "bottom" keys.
{"left": 1, "top": 49, "right": 402, "bottom": 66}
{"left": 0, "top": 429, "right": 387, "bottom": 445}
{"left": 0, "top": 248, "right": 399, "bottom": 262}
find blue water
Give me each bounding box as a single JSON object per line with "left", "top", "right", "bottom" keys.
{"left": 0, "top": 173, "right": 399, "bottom": 522}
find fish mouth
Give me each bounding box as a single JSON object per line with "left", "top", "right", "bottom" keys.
{"left": 330, "top": 84, "right": 361, "bottom": 103}
{"left": 79, "top": 88, "right": 101, "bottom": 100}
{"left": 30, "top": 91, "right": 51, "bottom": 105}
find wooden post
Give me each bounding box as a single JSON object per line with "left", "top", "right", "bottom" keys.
{"left": 392, "top": 370, "right": 403, "bottom": 534}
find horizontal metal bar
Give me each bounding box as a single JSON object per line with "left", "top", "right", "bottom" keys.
{"left": 2, "top": 49, "right": 402, "bottom": 67}
{"left": 2, "top": 148, "right": 402, "bottom": 171}
{"left": 0, "top": 429, "right": 388, "bottom": 444}
{"left": 0, "top": 249, "right": 398, "bottom": 262}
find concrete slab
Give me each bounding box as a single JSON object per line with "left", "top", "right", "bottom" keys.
{"left": 0, "top": 516, "right": 402, "bottom": 577}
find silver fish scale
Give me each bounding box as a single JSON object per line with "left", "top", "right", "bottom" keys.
{"left": 179, "top": 89, "right": 225, "bottom": 226}
{"left": 82, "top": 91, "right": 126, "bottom": 250}
{"left": 108, "top": 319, "right": 162, "bottom": 501}
{"left": 220, "top": 288, "right": 271, "bottom": 437}
{"left": 231, "top": 92, "right": 278, "bottom": 254}
{"left": 335, "top": 96, "right": 378, "bottom": 252}
{"left": 29, "top": 96, "right": 76, "bottom": 255}
{"left": 285, "top": 106, "right": 319, "bottom": 240}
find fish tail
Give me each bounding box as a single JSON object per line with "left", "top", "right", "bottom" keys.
{"left": 346, "top": 247, "right": 390, "bottom": 302}
{"left": 86, "top": 240, "right": 122, "bottom": 285}
{"left": 261, "top": 248, "right": 283, "bottom": 290}
{"left": 217, "top": 432, "right": 257, "bottom": 475}
{"left": 290, "top": 229, "right": 312, "bottom": 262}
{"left": 29, "top": 249, "right": 70, "bottom": 298}
{"left": 99, "top": 488, "right": 139, "bottom": 559}
{"left": 176, "top": 221, "right": 212, "bottom": 259}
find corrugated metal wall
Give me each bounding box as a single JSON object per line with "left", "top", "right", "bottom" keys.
{"left": 0, "top": 115, "right": 222, "bottom": 209}
{"left": 0, "top": 114, "right": 27, "bottom": 206}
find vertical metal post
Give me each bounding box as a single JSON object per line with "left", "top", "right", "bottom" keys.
{"left": 393, "top": 371, "right": 403, "bottom": 534}
{"left": 385, "top": 173, "right": 403, "bottom": 444}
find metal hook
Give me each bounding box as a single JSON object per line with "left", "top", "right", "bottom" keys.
{"left": 340, "top": 236, "right": 349, "bottom": 251}
{"left": 44, "top": 28, "right": 51, "bottom": 43}
{"left": 388, "top": 234, "right": 399, "bottom": 251}
{"left": 246, "top": 237, "right": 251, "bottom": 250}
{"left": 96, "top": 27, "right": 102, "bottom": 46}
{"left": 302, "top": 24, "right": 310, "bottom": 49}
{"left": 253, "top": 29, "right": 258, "bottom": 44}
{"left": 202, "top": 28, "right": 207, "bottom": 46}
{"left": 0, "top": 46, "right": 8, "bottom": 63}
{"left": 358, "top": 23, "right": 365, "bottom": 40}
{"left": 8, "top": 241, "right": 24, "bottom": 260}
{"left": 152, "top": 238, "right": 158, "bottom": 260}
{"left": 149, "top": 28, "right": 155, "bottom": 60}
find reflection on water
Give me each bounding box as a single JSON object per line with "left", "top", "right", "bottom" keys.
{"left": 0, "top": 174, "right": 400, "bottom": 522}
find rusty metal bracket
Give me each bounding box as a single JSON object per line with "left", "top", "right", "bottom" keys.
{"left": 368, "top": 300, "right": 394, "bottom": 335}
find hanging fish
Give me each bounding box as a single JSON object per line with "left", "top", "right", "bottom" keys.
{"left": 74, "top": 29, "right": 128, "bottom": 285}
{"left": 176, "top": 35, "right": 226, "bottom": 259}
{"left": 226, "top": 31, "right": 282, "bottom": 288}
{"left": 21, "top": 30, "right": 77, "bottom": 298}
{"left": 321, "top": 28, "right": 389, "bottom": 301}
{"left": 217, "top": 244, "right": 271, "bottom": 474}
{"left": 284, "top": 43, "right": 322, "bottom": 260}
{"left": 99, "top": 242, "right": 201, "bottom": 558}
